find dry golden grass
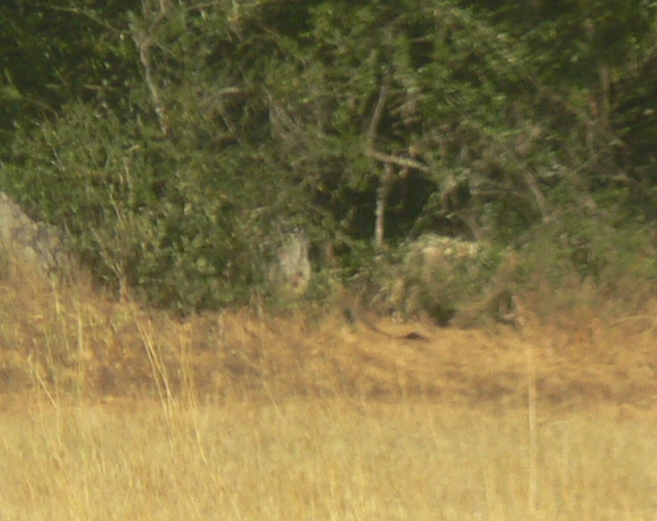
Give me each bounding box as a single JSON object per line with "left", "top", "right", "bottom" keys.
{"left": 0, "top": 396, "right": 656, "bottom": 520}
{"left": 0, "top": 259, "right": 657, "bottom": 519}
{"left": 1, "top": 272, "right": 654, "bottom": 407}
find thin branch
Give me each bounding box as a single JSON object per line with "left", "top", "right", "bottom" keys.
{"left": 520, "top": 170, "right": 549, "bottom": 222}
{"left": 366, "top": 149, "right": 430, "bottom": 173}
{"left": 131, "top": 0, "right": 171, "bottom": 135}
{"left": 366, "top": 72, "right": 391, "bottom": 148}
{"left": 43, "top": 4, "right": 121, "bottom": 34}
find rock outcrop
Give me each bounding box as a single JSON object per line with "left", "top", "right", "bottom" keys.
{"left": 267, "top": 229, "right": 311, "bottom": 299}
{"left": 0, "top": 192, "right": 71, "bottom": 277}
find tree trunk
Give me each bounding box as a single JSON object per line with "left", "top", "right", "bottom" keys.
{"left": 374, "top": 163, "right": 394, "bottom": 251}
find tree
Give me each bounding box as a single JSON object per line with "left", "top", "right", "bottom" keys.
{"left": 2, "top": 0, "right": 657, "bottom": 311}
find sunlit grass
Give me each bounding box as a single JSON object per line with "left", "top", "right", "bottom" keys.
{"left": 1, "top": 256, "right": 657, "bottom": 519}
{"left": 0, "top": 397, "right": 655, "bottom": 520}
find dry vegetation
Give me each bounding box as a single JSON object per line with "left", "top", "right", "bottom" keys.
{"left": 1, "top": 259, "right": 657, "bottom": 520}
{"left": 1, "top": 399, "right": 656, "bottom": 520}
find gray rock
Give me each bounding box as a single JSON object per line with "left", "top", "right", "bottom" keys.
{"left": 267, "top": 229, "right": 311, "bottom": 299}
{"left": 0, "top": 192, "right": 72, "bottom": 277}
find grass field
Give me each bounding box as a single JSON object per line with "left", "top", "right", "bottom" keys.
{"left": 1, "top": 264, "right": 657, "bottom": 519}
{"left": 0, "top": 396, "right": 656, "bottom": 520}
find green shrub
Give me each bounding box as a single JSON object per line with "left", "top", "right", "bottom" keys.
{"left": 0, "top": 102, "right": 298, "bottom": 311}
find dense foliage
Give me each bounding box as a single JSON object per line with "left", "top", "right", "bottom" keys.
{"left": 1, "top": 0, "right": 657, "bottom": 312}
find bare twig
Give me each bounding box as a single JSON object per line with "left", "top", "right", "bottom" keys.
{"left": 131, "top": 0, "right": 171, "bottom": 135}
{"left": 366, "top": 72, "right": 390, "bottom": 148}
{"left": 520, "top": 170, "right": 549, "bottom": 222}
{"left": 44, "top": 4, "right": 121, "bottom": 34}
{"left": 366, "top": 149, "right": 430, "bottom": 173}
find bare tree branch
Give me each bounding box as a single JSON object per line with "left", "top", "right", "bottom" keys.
{"left": 131, "top": 0, "right": 171, "bottom": 135}
{"left": 366, "top": 72, "right": 390, "bottom": 148}
{"left": 366, "top": 149, "right": 430, "bottom": 173}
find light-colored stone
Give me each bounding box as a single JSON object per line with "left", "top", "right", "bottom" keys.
{"left": 267, "top": 229, "right": 311, "bottom": 299}
{"left": 0, "top": 191, "right": 71, "bottom": 277}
